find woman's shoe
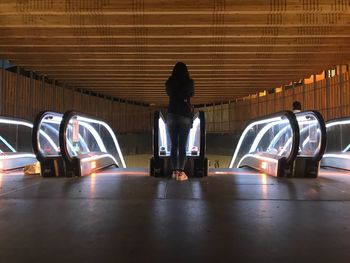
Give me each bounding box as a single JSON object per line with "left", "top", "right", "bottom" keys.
{"left": 176, "top": 171, "right": 188, "bottom": 181}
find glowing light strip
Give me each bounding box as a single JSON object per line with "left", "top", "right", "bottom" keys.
{"left": 229, "top": 116, "right": 282, "bottom": 168}
{"left": 43, "top": 115, "right": 63, "bottom": 123}
{"left": 249, "top": 119, "right": 289, "bottom": 153}
{"left": 326, "top": 119, "right": 350, "bottom": 128}
{"left": 0, "top": 153, "right": 36, "bottom": 160}
{"left": 342, "top": 145, "right": 350, "bottom": 153}
{"left": 0, "top": 119, "right": 33, "bottom": 153}
{"left": 237, "top": 153, "right": 278, "bottom": 168}
{"left": 0, "top": 119, "right": 32, "bottom": 128}
{"left": 322, "top": 153, "right": 350, "bottom": 160}
{"left": 76, "top": 121, "right": 104, "bottom": 151}
{"left": 0, "top": 135, "right": 16, "bottom": 152}
{"left": 188, "top": 117, "right": 200, "bottom": 151}
{"left": 39, "top": 130, "right": 59, "bottom": 152}
{"left": 325, "top": 119, "right": 350, "bottom": 153}
{"left": 76, "top": 116, "right": 126, "bottom": 168}
{"left": 158, "top": 117, "right": 167, "bottom": 149}
{"left": 80, "top": 153, "right": 118, "bottom": 166}
{"left": 267, "top": 125, "right": 290, "bottom": 152}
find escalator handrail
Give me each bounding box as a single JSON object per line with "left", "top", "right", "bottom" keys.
{"left": 325, "top": 116, "right": 350, "bottom": 128}
{"left": 59, "top": 110, "right": 126, "bottom": 168}
{"left": 32, "top": 111, "right": 62, "bottom": 162}
{"left": 295, "top": 110, "right": 327, "bottom": 162}
{"left": 230, "top": 111, "right": 300, "bottom": 168}
{"left": 198, "top": 111, "right": 206, "bottom": 159}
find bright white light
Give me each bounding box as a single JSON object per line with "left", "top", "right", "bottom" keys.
{"left": 323, "top": 153, "right": 350, "bottom": 160}
{"left": 326, "top": 119, "right": 350, "bottom": 128}
{"left": 229, "top": 116, "right": 282, "bottom": 168}
{"left": 0, "top": 119, "right": 32, "bottom": 128}
{"left": 76, "top": 115, "right": 126, "bottom": 168}
{"left": 80, "top": 153, "right": 118, "bottom": 166}
{"left": 39, "top": 130, "right": 59, "bottom": 152}
{"left": 249, "top": 119, "right": 289, "bottom": 153}
{"left": 0, "top": 118, "right": 32, "bottom": 153}
{"left": 237, "top": 153, "right": 278, "bottom": 168}
{"left": 188, "top": 117, "right": 200, "bottom": 151}
{"left": 0, "top": 135, "right": 16, "bottom": 152}
{"left": 0, "top": 153, "right": 36, "bottom": 160}
{"left": 158, "top": 117, "right": 167, "bottom": 149}
{"left": 342, "top": 145, "right": 350, "bottom": 152}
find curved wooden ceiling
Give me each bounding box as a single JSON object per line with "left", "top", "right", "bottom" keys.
{"left": 0, "top": 0, "right": 350, "bottom": 105}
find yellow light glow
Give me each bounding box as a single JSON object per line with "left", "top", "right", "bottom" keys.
{"left": 261, "top": 173, "right": 268, "bottom": 199}
{"left": 261, "top": 161, "right": 267, "bottom": 170}
{"left": 275, "top": 87, "right": 283, "bottom": 93}
{"left": 315, "top": 71, "right": 325, "bottom": 81}
{"left": 259, "top": 91, "right": 267, "bottom": 97}
{"left": 304, "top": 75, "right": 314, "bottom": 84}
{"left": 90, "top": 173, "right": 96, "bottom": 195}
{"left": 91, "top": 161, "right": 96, "bottom": 169}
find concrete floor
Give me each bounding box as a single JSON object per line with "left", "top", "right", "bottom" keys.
{"left": 1, "top": 168, "right": 350, "bottom": 263}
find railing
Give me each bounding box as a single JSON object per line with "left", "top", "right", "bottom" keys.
{"left": 321, "top": 117, "right": 350, "bottom": 171}
{"left": 32, "top": 111, "right": 66, "bottom": 177}
{"left": 294, "top": 111, "right": 327, "bottom": 161}
{"left": 287, "top": 111, "right": 327, "bottom": 178}
{"left": 0, "top": 116, "right": 36, "bottom": 171}
{"left": 60, "top": 111, "right": 126, "bottom": 176}
{"left": 229, "top": 111, "right": 299, "bottom": 177}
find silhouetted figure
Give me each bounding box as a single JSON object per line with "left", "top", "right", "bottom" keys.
{"left": 166, "top": 62, "right": 194, "bottom": 181}
{"left": 292, "top": 101, "right": 302, "bottom": 113}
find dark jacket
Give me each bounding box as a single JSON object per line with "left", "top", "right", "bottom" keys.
{"left": 166, "top": 77, "right": 194, "bottom": 118}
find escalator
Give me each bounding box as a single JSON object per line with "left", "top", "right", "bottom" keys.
{"left": 150, "top": 111, "right": 208, "bottom": 177}
{"left": 321, "top": 117, "right": 350, "bottom": 171}
{"left": 0, "top": 116, "right": 37, "bottom": 171}
{"left": 291, "top": 111, "right": 327, "bottom": 178}
{"left": 230, "top": 110, "right": 327, "bottom": 178}
{"left": 33, "top": 110, "right": 126, "bottom": 177}
{"left": 229, "top": 111, "right": 299, "bottom": 177}
{"left": 32, "top": 111, "right": 66, "bottom": 177}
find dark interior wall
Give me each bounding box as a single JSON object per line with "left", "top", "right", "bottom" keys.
{"left": 206, "top": 133, "right": 239, "bottom": 156}
{"left": 118, "top": 133, "right": 152, "bottom": 155}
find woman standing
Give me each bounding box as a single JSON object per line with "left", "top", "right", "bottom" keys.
{"left": 166, "top": 62, "right": 194, "bottom": 181}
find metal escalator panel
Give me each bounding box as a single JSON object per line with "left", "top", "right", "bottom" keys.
{"left": 229, "top": 111, "right": 299, "bottom": 177}
{"left": 60, "top": 111, "right": 126, "bottom": 176}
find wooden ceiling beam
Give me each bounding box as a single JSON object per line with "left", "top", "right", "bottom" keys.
{"left": 1, "top": 27, "right": 350, "bottom": 37}
{"left": 1, "top": 37, "right": 350, "bottom": 46}
{"left": 0, "top": 0, "right": 347, "bottom": 13}
{"left": 1, "top": 46, "right": 350, "bottom": 53}
{"left": 1, "top": 13, "right": 350, "bottom": 27}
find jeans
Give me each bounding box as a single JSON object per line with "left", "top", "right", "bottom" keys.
{"left": 166, "top": 113, "right": 192, "bottom": 171}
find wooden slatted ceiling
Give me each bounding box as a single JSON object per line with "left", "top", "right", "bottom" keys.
{"left": 0, "top": 0, "right": 350, "bottom": 105}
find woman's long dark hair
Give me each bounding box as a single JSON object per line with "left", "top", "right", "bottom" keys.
{"left": 171, "top": 62, "right": 190, "bottom": 81}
